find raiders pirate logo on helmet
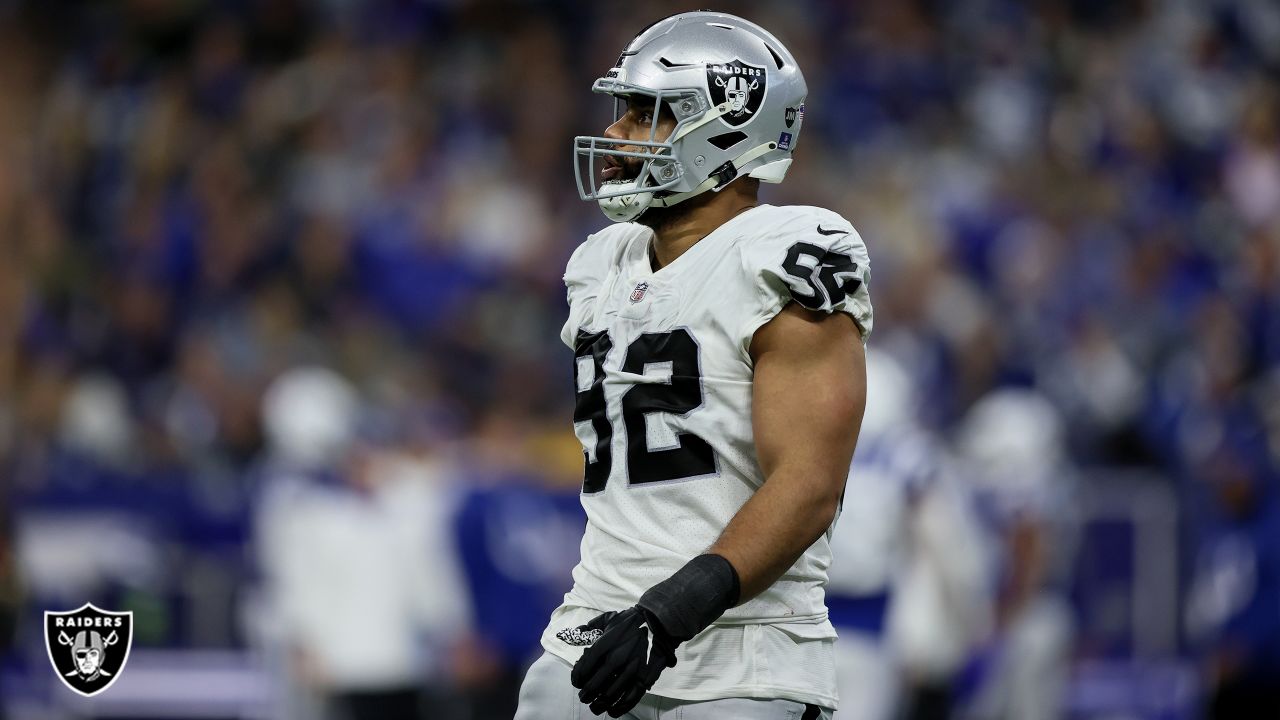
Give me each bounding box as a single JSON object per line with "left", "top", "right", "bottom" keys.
{"left": 707, "top": 59, "right": 767, "bottom": 127}
{"left": 45, "top": 603, "right": 134, "bottom": 697}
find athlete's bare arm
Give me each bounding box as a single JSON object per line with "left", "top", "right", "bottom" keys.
{"left": 710, "top": 303, "right": 866, "bottom": 601}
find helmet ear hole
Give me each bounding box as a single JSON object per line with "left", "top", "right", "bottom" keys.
{"left": 708, "top": 131, "right": 747, "bottom": 150}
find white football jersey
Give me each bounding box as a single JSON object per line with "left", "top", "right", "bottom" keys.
{"left": 540, "top": 204, "right": 873, "bottom": 707}
{"left": 827, "top": 430, "right": 941, "bottom": 599}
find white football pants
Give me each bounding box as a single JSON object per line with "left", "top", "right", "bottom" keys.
{"left": 515, "top": 652, "right": 833, "bottom": 720}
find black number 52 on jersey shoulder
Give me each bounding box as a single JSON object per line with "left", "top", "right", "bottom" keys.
{"left": 781, "top": 239, "right": 862, "bottom": 311}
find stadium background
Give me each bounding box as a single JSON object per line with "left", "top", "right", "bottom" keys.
{"left": 0, "top": 0, "right": 1278, "bottom": 718}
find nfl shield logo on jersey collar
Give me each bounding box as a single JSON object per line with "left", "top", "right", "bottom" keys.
{"left": 45, "top": 603, "right": 134, "bottom": 697}
{"left": 630, "top": 282, "right": 650, "bottom": 303}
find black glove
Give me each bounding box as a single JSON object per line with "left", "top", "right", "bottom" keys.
{"left": 569, "top": 554, "right": 740, "bottom": 717}
{"left": 570, "top": 607, "right": 677, "bottom": 716}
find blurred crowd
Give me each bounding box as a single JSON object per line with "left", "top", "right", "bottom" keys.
{"left": 1, "top": 0, "right": 1279, "bottom": 718}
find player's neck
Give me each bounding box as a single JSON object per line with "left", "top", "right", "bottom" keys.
{"left": 645, "top": 186, "right": 759, "bottom": 271}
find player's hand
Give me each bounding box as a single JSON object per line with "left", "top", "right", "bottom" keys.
{"left": 570, "top": 607, "right": 678, "bottom": 717}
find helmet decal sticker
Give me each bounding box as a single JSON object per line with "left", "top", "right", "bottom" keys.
{"left": 707, "top": 59, "right": 767, "bottom": 127}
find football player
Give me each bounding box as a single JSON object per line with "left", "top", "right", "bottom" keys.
{"left": 516, "top": 12, "right": 874, "bottom": 720}
{"left": 828, "top": 351, "right": 989, "bottom": 720}
{"left": 954, "top": 390, "right": 1076, "bottom": 720}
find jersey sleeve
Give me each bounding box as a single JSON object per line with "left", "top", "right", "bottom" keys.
{"left": 559, "top": 230, "right": 615, "bottom": 349}
{"left": 738, "top": 209, "right": 874, "bottom": 353}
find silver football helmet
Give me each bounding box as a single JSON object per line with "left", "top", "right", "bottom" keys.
{"left": 574, "top": 12, "right": 807, "bottom": 222}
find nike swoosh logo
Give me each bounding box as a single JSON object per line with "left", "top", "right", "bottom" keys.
{"left": 640, "top": 622, "right": 655, "bottom": 663}
{"left": 816, "top": 225, "right": 848, "bottom": 236}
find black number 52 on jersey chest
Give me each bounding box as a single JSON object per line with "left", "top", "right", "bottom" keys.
{"left": 572, "top": 328, "right": 716, "bottom": 493}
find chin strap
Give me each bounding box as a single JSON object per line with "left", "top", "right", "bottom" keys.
{"left": 651, "top": 140, "right": 778, "bottom": 208}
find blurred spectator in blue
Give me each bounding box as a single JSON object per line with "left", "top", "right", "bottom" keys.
{"left": 1185, "top": 418, "right": 1280, "bottom": 719}
{"left": 0, "top": 511, "right": 17, "bottom": 720}
{"left": 451, "top": 407, "right": 586, "bottom": 720}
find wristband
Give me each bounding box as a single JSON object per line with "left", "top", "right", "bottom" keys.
{"left": 636, "top": 553, "right": 741, "bottom": 643}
